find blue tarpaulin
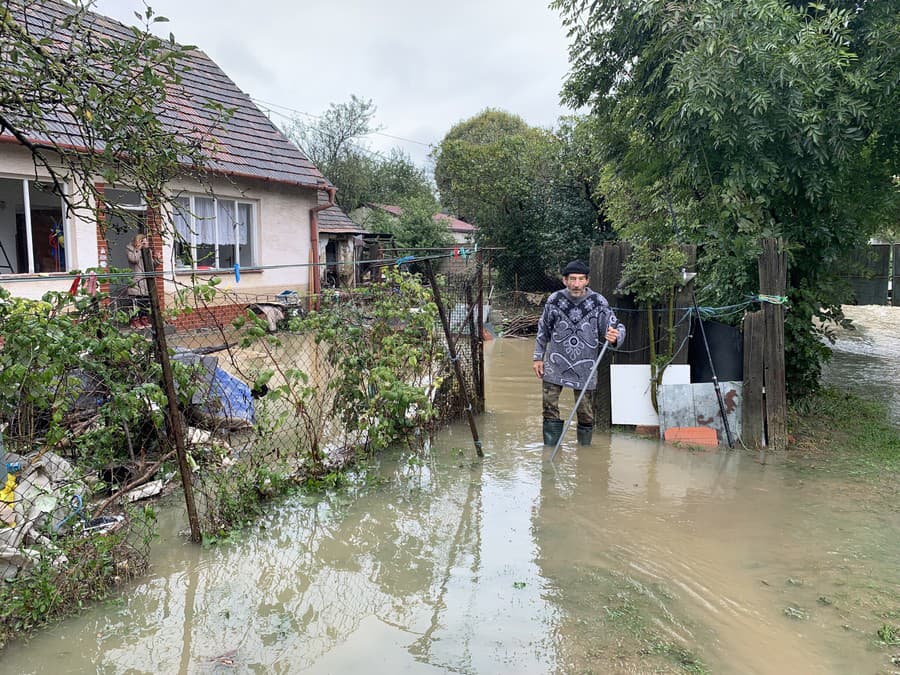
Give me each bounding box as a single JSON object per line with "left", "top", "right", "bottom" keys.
{"left": 202, "top": 367, "right": 255, "bottom": 429}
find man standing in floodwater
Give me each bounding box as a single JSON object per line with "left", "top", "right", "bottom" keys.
{"left": 533, "top": 260, "right": 625, "bottom": 447}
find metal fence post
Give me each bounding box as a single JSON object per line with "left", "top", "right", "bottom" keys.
{"left": 424, "top": 259, "right": 484, "bottom": 458}
{"left": 142, "top": 248, "right": 202, "bottom": 542}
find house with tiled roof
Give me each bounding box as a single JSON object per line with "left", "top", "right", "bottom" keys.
{"left": 0, "top": 0, "right": 334, "bottom": 326}
{"left": 314, "top": 191, "right": 372, "bottom": 287}
{"left": 433, "top": 213, "right": 476, "bottom": 245}
{"left": 352, "top": 203, "right": 475, "bottom": 245}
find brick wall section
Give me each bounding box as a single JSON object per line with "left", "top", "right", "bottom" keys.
{"left": 94, "top": 182, "right": 110, "bottom": 296}
{"left": 172, "top": 302, "right": 249, "bottom": 332}
{"left": 145, "top": 205, "right": 165, "bottom": 309}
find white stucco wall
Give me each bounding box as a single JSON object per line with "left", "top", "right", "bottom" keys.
{"left": 163, "top": 175, "right": 316, "bottom": 299}
{"left": 0, "top": 143, "right": 318, "bottom": 302}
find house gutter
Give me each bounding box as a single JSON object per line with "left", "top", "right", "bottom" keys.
{"left": 308, "top": 184, "right": 337, "bottom": 308}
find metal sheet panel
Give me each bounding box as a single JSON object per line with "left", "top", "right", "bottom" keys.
{"left": 658, "top": 382, "right": 743, "bottom": 445}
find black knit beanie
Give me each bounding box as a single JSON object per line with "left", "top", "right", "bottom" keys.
{"left": 562, "top": 260, "right": 590, "bottom": 276}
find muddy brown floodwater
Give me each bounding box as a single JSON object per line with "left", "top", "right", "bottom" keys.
{"left": 822, "top": 305, "right": 900, "bottom": 425}
{"left": 3, "top": 330, "right": 899, "bottom": 674}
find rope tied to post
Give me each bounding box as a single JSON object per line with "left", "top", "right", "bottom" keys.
{"left": 752, "top": 293, "right": 789, "bottom": 306}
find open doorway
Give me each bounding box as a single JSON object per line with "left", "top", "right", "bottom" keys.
{"left": 103, "top": 189, "right": 146, "bottom": 311}
{"left": 324, "top": 239, "right": 338, "bottom": 287}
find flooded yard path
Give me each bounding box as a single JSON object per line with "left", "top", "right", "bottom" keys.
{"left": 3, "top": 338, "right": 899, "bottom": 674}
{"left": 823, "top": 305, "right": 900, "bottom": 425}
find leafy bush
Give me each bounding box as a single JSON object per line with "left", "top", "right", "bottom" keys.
{"left": 291, "top": 267, "right": 443, "bottom": 456}
{"left": 0, "top": 286, "right": 178, "bottom": 471}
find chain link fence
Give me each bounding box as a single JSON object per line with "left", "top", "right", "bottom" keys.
{"left": 0, "top": 288, "right": 166, "bottom": 645}
{"left": 0, "top": 249, "right": 486, "bottom": 642}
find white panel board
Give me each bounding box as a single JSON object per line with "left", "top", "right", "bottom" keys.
{"left": 610, "top": 364, "right": 691, "bottom": 426}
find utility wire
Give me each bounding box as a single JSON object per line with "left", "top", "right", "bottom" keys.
{"left": 257, "top": 103, "right": 393, "bottom": 164}
{"left": 251, "top": 97, "right": 434, "bottom": 148}
{"left": 0, "top": 253, "right": 453, "bottom": 284}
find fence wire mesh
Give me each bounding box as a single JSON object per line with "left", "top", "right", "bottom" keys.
{"left": 0, "top": 248, "right": 486, "bottom": 639}
{"left": 168, "top": 249, "right": 486, "bottom": 534}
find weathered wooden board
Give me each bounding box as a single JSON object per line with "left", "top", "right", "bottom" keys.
{"left": 742, "top": 310, "right": 765, "bottom": 448}
{"left": 759, "top": 238, "right": 787, "bottom": 450}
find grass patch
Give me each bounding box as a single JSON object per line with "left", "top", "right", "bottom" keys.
{"left": 549, "top": 566, "right": 710, "bottom": 674}
{"left": 788, "top": 387, "right": 900, "bottom": 480}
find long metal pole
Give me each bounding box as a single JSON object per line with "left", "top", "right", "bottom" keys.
{"left": 691, "top": 287, "right": 735, "bottom": 448}
{"left": 476, "top": 251, "right": 485, "bottom": 408}
{"left": 424, "top": 259, "right": 484, "bottom": 458}
{"left": 142, "top": 248, "right": 202, "bottom": 541}
{"left": 549, "top": 341, "right": 610, "bottom": 462}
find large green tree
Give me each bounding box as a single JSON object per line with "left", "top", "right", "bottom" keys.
{"left": 368, "top": 148, "right": 435, "bottom": 205}
{"left": 432, "top": 109, "right": 608, "bottom": 290}
{"left": 553, "top": 0, "right": 900, "bottom": 396}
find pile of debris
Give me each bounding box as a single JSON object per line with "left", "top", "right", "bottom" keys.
{"left": 0, "top": 450, "right": 123, "bottom": 580}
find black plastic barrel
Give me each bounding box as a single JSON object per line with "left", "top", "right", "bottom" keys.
{"left": 689, "top": 319, "right": 743, "bottom": 383}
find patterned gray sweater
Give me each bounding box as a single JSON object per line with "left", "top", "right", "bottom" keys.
{"left": 533, "top": 288, "right": 625, "bottom": 390}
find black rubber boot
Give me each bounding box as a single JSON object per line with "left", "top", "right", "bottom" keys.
{"left": 543, "top": 419, "right": 564, "bottom": 446}
{"left": 576, "top": 423, "right": 594, "bottom": 446}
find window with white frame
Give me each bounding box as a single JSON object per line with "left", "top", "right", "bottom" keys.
{"left": 173, "top": 195, "right": 255, "bottom": 269}
{"left": 0, "top": 177, "right": 68, "bottom": 274}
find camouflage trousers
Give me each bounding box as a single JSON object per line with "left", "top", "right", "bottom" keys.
{"left": 542, "top": 382, "right": 594, "bottom": 426}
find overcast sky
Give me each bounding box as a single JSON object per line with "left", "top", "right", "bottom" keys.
{"left": 93, "top": 0, "right": 575, "bottom": 169}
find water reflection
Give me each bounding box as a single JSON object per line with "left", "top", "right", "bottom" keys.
{"left": 1, "top": 338, "right": 897, "bottom": 674}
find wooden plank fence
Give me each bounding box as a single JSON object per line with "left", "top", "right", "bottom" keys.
{"left": 588, "top": 238, "right": 787, "bottom": 450}
{"left": 590, "top": 241, "right": 696, "bottom": 430}
{"left": 741, "top": 310, "right": 765, "bottom": 447}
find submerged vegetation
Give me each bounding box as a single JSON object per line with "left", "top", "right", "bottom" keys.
{"left": 786, "top": 386, "right": 899, "bottom": 660}
{"left": 0, "top": 265, "right": 457, "bottom": 640}
{"left": 549, "top": 566, "right": 709, "bottom": 674}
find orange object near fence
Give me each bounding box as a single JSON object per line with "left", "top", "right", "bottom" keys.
{"left": 664, "top": 426, "right": 719, "bottom": 447}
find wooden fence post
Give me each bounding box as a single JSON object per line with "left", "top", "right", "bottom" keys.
{"left": 742, "top": 310, "right": 765, "bottom": 448}
{"left": 893, "top": 243, "right": 900, "bottom": 307}
{"left": 759, "top": 238, "right": 787, "bottom": 450}
{"left": 142, "top": 248, "right": 201, "bottom": 543}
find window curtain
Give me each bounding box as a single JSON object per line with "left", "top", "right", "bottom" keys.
{"left": 173, "top": 197, "right": 192, "bottom": 243}
{"left": 237, "top": 203, "right": 251, "bottom": 246}
{"left": 217, "top": 200, "right": 236, "bottom": 245}
{"left": 195, "top": 197, "right": 216, "bottom": 245}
